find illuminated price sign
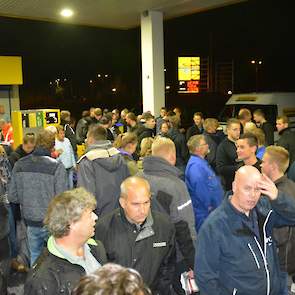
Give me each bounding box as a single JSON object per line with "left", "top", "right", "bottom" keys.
{"left": 178, "top": 57, "right": 200, "bottom": 93}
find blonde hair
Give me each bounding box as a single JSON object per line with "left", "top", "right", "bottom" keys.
{"left": 203, "top": 118, "right": 219, "bottom": 132}
{"left": 113, "top": 132, "right": 138, "bottom": 149}
{"left": 244, "top": 122, "right": 257, "bottom": 133}
{"left": 265, "top": 146, "right": 290, "bottom": 173}
{"left": 140, "top": 137, "right": 154, "bottom": 157}
{"left": 251, "top": 128, "right": 265, "bottom": 146}
{"left": 151, "top": 137, "right": 175, "bottom": 157}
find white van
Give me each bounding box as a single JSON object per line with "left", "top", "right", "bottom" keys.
{"left": 218, "top": 92, "right": 295, "bottom": 139}
{"left": 219, "top": 92, "right": 295, "bottom": 125}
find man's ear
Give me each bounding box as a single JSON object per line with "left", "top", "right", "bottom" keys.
{"left": 232, "top": 180, "right": 236, "bottom": 193}
{"left": 119, "top": 197, "right": 125, "bottom": 209}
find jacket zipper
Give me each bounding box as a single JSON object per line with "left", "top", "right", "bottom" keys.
{"left": 247, "top": 243, "right": 260, "bottom": 269}
{"left": 254, "top": 207, "right": 272, "bottom": 295}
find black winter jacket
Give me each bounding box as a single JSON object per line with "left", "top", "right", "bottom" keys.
{"left": 168, "top": 128, "right": 189, "bottom": 170}
{"left": 95, "top": 208, "right": 176, "bottom": 295}
{"left": 273, "top": 175, "right": 295, "bottom": 274}
{"left": 8, "top": 144, "right": 31, "bottom": 168}
{"left": 24, "top": 239, "right": 107, "bottom": 295}
{"left": 277, "top": 127, "right": 295, "bottom": 165}
{"left": 216, "top": 137, "right": 239, "bottom": 191}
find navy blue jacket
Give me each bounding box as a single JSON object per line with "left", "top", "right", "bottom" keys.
{"left": 195, "top": 192, "right": 295, "bottom": 295}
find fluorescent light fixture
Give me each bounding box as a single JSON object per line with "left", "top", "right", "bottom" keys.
{"left": 60, "top": 8, "right": 73, "bottom": 17}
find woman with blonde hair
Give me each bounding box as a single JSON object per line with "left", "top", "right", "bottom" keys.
{"left": 113, "top": 133, "right": 138, "bottom": 175}
{"left": 137, "top": 137, "right": 154, "bottom": 171}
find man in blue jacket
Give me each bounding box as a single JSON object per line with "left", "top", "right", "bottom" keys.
{"left": 185, "top": 135, "right": 224, "bottom": 232}
{"left": 195, "top": 165, "right": 295, "bottom": 295}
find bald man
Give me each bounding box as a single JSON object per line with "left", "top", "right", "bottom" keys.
{"left": 95, "top": 176, "right": 175, "bottom": 295}
{"left": 195, "top": 166, "right": 295, "bottom": 295}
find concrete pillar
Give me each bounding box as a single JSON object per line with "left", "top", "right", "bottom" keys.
{"left": 141, "top": 10, "right": 165, "bottom": 116}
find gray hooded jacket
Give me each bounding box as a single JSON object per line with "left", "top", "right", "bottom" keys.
{"left": 77, "top": 140, "right": 130, "bottom": 217}
{"left": 139, "top": 156, "right": 196, "bottom": 268}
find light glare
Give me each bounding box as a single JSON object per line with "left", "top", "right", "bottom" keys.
{"left": 60, "top": 8, "right": 73, "bottom": 17}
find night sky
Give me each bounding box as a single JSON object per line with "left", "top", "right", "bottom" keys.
{"left": 0, "top": 0, "right": 294, "bottom": 119}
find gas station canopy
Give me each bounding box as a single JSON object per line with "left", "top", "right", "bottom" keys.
{"left": 0, "top": 0, "right": 244, "bottom": 29}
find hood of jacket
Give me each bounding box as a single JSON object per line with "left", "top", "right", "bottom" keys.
{"left": 85, "top": 140, "right": 113, "bottom": 152}
{"left": 143, "top": 156, "right": 182, "bottom": 178}
{"left": 80, "top": 140, "right": 125, "bottom": 172}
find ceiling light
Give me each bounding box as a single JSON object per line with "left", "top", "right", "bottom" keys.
{"left": 60, "top": 8, "right": 73, "bottom": 18}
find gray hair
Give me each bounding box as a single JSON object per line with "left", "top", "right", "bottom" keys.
{"left": 187, "top": 134, "right": 206, "bottom": 154}
{"left": 44, "top": 188, "right": 97, "bottom": 238}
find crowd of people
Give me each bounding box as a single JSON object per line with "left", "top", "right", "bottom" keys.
{"left": 0, "top": 105, "right": 295, "bottom": 295}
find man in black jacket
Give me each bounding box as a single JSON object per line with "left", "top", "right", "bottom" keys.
{"left": 60, "top": 110, "right": 77, "bottom": 157}
{"left": 168, "top": 115, "right": 189, "bottom": 172}
{"left": 186, "top": 112, "right": 204, "bottom": 141}
{"left": 8, "top": 133, "right": 36, "bottom": 168}
{"left": 95, "top": 176, "right": 176, "bottom": 295}
{"left": 276, "top": 116, "right": 295, "bottom": 165}
{"left": 216, "top": 118, "right": 241, "bottom": 191}
{"left": 24, "top": 188, "right": 107, "bottom": 295}
{"left": 253, "top": 109, "right": 274, "bottom": 146}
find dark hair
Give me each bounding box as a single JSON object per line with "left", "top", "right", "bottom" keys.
{"left": 141, "top": 112, "right": 154, "bottom": 122}
{"left": 227, "top": 118, "right": 240, "bottom": 128}
{"left": 253, "top": 109, "right": 265, "bottom": 118}
{"left": 126, "top": 112, "right": 137, "bottom": 122}
{"left": 99, "top": 116, "right": 111, "bottom": 125}
{"left": 239, "top": 132, "right": 258, "bottom": 147}
{"left": 166, "top": 110, "right": 176, "bottom": 117}
{"left": 82, "top": 110, "right": 90, "bottom": 118}
{"left": 23, "top": 133, "right": 36, "bottom": 144}
{"left": 87, "top": 125, "right": 107, "bottom": 141}
{"left": 194, "top": 112, "right": 204, "bottom": 119}
{"left": 72, "top": 263, "right": 151, "bottom": 295}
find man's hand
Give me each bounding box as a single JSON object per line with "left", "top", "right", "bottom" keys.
{"left": 258, "top": 174, "right": 278, "bottom": 201}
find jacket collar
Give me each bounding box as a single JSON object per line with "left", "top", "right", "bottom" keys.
{"left": 32, "top": 147, "right": 51, "bottom": 157}
{"left": 47, "top": 236, "right": 97, "bottom": 259}
{"left": 119, "top": 207, "right": 155, "bottom": 241}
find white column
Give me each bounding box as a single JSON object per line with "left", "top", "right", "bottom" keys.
{"left": 141, "top": 10, "right": 165, "bottom": 117}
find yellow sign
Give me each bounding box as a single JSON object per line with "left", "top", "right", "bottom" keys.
{"left": 0, "top": 56, "right": 23, "bottom": 85}
{"left": 29, "top": 113, "right": 37, "bottom": 128}
{"left": 178, "top": 57, "right": 200, "bottom": 81}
